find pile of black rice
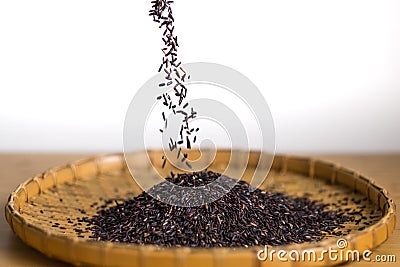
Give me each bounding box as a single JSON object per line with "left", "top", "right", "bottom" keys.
{"left": 83, "top": 171, "right": 350, "bottom": 247}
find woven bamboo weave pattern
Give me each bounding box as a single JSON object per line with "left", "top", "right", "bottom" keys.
{"left": 5, "top": 150, "right": 396, "bottom": 267}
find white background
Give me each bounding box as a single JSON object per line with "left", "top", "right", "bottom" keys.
{"left": 0, "top": 0, "right": 399, "bottom": 153}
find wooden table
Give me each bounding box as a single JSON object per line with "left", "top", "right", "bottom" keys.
{"left": 0, "top": 154, "right": 399, "bottom": 266}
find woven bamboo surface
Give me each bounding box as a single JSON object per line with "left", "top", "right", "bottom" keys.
{"left": 4, "top": 150, "right": 397, "bottom": 267}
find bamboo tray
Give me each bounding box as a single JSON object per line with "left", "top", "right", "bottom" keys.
{"left": 5, "top": 150, "right": 396, "bottom": 266}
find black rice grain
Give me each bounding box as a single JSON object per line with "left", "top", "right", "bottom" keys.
{"left": 149, "top": 0, "right": 198, "bottom": 167}
{"left": 84, "top": 171, "right": 351, "bottom": 247}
